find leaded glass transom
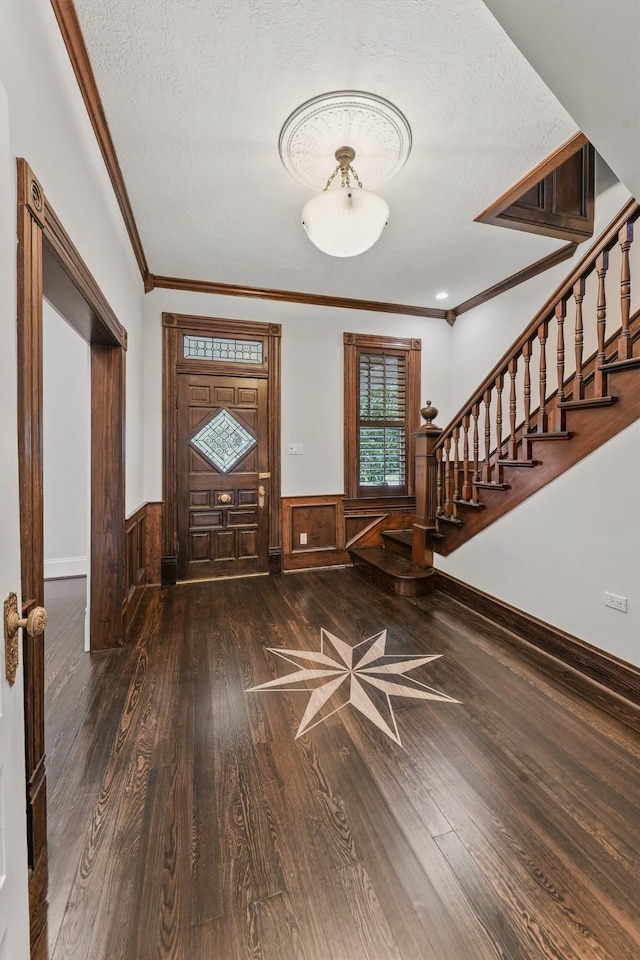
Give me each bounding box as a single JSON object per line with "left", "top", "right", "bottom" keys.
{"left": 191, "top": 409, "right": 256, "bottom": 472}
{"left": 184, "top": 335, "right": 263, "bottom": 364}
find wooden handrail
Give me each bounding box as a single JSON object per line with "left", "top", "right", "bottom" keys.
{"left": 436, "top": 198, "right": 639, "bottom": 445}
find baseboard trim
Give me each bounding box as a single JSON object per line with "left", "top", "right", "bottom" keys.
{"left": 44, "top": 556, "right": 88, "bottom": 580}
{"left": 434, "top": 571, "right": 640, "bottom": 729}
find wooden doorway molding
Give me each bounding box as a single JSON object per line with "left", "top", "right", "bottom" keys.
{"left": 16, "top": 158, "right": 127, "bottom": 866}
{"left": 162, "top": 312, "right": 282, "bottom": 581}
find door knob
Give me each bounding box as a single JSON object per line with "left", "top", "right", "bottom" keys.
{"left": 4, "top": 592, "right": 48, "bottom": 687}
{"left": 258, "top": 484, "right": 266, "bottom": 508}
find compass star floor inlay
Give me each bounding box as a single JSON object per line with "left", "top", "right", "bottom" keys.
{"left": 247, "top": 628, "right": 460, "bottom": 745}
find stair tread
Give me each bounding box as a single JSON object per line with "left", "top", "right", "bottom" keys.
{"left": 473, "top": 480, "right": 510, "bottom": 491}
{"left": 381, "top": 529, "right": 413, "bottom": 546}
{"left": 498, "top": 459, "right": 539, "bottom": 467}
{"left": 600, "top": 356, "right": 640, "bottom": 372}
{"left": 558, "top": 396, "right": 617, "bottom": 409}
{"left": 454, "top": 498, "right": 485, "bottom": 509}
{"left": 523, "top": 431, "right": 572, "bottom": 441}
{"left": 350, "top": 547, "right": 434, "bottom": 580}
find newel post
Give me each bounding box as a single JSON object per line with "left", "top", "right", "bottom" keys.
{"left": 412, "top": 401, "right": 442, "bottom": 567}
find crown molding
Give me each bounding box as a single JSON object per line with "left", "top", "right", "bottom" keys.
{"left": 451, "top": 241, "right": 578, "bottom": 319}
{"left": 148, "top": 274, "right": 449, "bottom": 320}
{"left": 50, "top": 0, "right": 149, "bottom": 282}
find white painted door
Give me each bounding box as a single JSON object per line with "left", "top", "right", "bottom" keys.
{"left": 0, "top": 82, "right": 31, "bottom": 960}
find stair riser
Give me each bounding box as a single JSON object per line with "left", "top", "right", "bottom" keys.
{"left": 352, "top": 557, "right": 434, "bottom": 597}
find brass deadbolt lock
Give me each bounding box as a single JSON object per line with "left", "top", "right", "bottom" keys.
{"left": 4, "top": 592, "right": 48, "bottom": 687}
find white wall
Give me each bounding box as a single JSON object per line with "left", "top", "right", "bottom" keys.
{"left": 143, "top": 291, "right": 454, "bottom": 499}
{"left": 437, "top": 421, "right": 640, "bottom": 666}
{"left": 43, "top": 300, "right": 90, "bottom": 579}
{"left": 0, "top": 0, "right": 146, "bottom": 514}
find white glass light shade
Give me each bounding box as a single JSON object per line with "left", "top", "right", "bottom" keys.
{"left": 301, "top": 188, "right": 389, "bottom": 257}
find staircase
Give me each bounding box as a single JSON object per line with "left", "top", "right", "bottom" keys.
{"left": 351, "top": 199, "right": 639, "bottom": 589}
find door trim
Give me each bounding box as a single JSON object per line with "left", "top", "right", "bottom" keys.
{"left": 162, "top": 312, "right": 282, "bottom": 582}
{"left": 16, "top": 158, "right": 127, "bottom": 866}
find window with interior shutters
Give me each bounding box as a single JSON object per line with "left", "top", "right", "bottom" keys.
{"left": 358, "top": 352, "right": 407, "bottom": 488}
{"left": 344, "top": 333, "right": 421, "bottom": 499}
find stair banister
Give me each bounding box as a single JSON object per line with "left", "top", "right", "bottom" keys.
{"left": 412, "top": 402, "right": 441, "bottom": 567}
{"left": 435, "top": 198, "right": 639, "bottom": 446}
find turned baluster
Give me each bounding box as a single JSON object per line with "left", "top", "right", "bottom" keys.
{"left": 435, "top": 446, "right": 444, "bottom": 518}
{"left": 471, "top": 402, "right": 480, "bottom": 502}
{"left": 618, "top": 222, "right": 634, "bottom": 361}
{"left": 507, "top": 356, "right": 518, "bottom": 460}
{"left": 537, "top": 319, "right": 548, "bottom": 431}
{"left": 573, "top": 279, "right": 585, "bottom": 401}
{"left": 443, "top": 436, "right": 452, "bottom": 516}
{"left": 594, "top": 250, "right": 609, "bottom": 397}
{"left": 452, "top": 426, "right": 460, "bottom": 517}
{"left": 482, "top": 388, "right": 492, "bottom": 483}
{"left": 555, "top": 299, "right": 567, "bottom": 431}
{"left": 523, "top": 339, "right": 532, "bottom": 434}
{"left": 494, "top": 373, "right": 504, "bottom": 482}
{"left": 461, "top": 413, "right": 471, "bottom": 501}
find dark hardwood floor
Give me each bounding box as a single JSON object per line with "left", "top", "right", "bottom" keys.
{"left": 33, "top": 570, "right": 640, "bottom": 960}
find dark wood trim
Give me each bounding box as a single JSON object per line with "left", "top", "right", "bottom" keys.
{"left": 162, "top": 312, "right": 281, "bottom": 581}
{"left": 474, "top": 132, "right": 593, "bottom": 241}
{"left": 150, "top": 273, "right": 448, "bottom": 320}
{"left": 49, "top": 0, "right": 149, "bottom": 283}
{"left": 434, "top": 571, "right": 640, "bottom": 732}
{"left": 91, "top": 345, "right": 125, "bottom": 649}
{"left": 16, "top": 162, "right": 46, "bottom": 870}
{"left": 16, "top": 157, "right": 129, "bottom": 872}
{"left": 43, "top": 200, "right": 125, "bottom": 346}
{"left": 451, "top": 242, "right": 578, "bottom": 319}
{"left": 344, "top": 332, "right": 421, "bottom": 500}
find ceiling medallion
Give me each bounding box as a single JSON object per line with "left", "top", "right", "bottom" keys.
{"left": 279, "top": 91, "right": 412, "bottom": 258}
{"left": 279, "top": 90, "right": 412, "bottom": 191}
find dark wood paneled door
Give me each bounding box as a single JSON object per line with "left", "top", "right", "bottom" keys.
{"left": 177, "top": 374, "right": 269, "bottom": 580}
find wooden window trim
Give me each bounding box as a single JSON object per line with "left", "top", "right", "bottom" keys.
{"left": 343, "top": 332, "right": 421, "bottom": 499}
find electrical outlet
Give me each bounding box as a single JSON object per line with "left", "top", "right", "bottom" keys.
{"left": 604, "top": 591, "right": 628, "bottom": 613}
{"left": 300, "top": 533, "right": 308, "bottom": 545}
{"left": 287, "top": 443, "right": 304, "bottom": 455}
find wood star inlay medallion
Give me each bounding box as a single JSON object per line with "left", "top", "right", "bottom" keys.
{"left": 247, "top": 628, "right": 460, "bottom": 745}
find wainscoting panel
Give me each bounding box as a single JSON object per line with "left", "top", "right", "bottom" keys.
{"left": 282, "top": 495, "right": 349, "bottom": 571}
{"left": 282, "top": 495, "right": 416, "bottom": 571}
{"left": 124, "top": 501, "right": 162, "bottom": 632}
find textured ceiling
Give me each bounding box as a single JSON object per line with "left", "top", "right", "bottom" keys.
{"left": 73, "top": 0, "right": 579, "bottom": 306}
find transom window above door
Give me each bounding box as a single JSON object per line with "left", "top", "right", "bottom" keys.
{"left": 183, "top": 334, "right": 263, "bottom": 364}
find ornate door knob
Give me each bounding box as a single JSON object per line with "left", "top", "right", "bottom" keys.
{"left": 4, "top": 592, "right": 48, "bottom": 687}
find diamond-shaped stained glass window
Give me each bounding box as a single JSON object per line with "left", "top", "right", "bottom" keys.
{"left": 191, "top": 409, "right": 256, "bottom": 473}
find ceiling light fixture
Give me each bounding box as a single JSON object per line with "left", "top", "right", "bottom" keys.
{"left": 435, "top": 291, "right": 449, "bottom": 300}
{"left": 279, "top": 91, "right": 411, "bottom": 258}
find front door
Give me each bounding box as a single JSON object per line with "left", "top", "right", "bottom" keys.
{"left": 177, "top": 373, "right": 269, "bottom": 580}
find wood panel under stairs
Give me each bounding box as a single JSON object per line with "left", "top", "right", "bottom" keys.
{"left": 434, "top": 315, "right": 640, "bottom": 555}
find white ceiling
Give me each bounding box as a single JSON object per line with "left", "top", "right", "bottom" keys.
{"left": 73, "top": 0, "right": 584, "bottom": 307}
